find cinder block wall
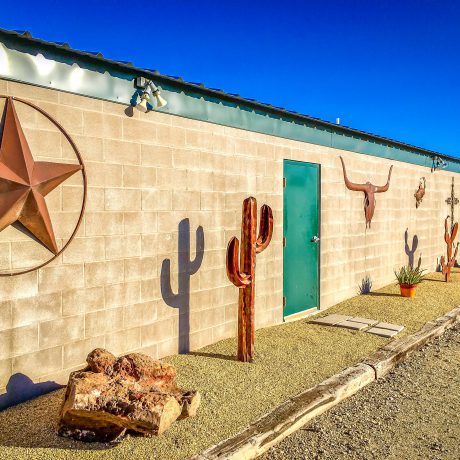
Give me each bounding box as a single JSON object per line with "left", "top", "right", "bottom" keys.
{"left": 0, "top": 79, "right": 456, "bottom": 395}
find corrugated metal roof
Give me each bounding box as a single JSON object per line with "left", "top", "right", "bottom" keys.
{"left": 0, "top": 27, "right": 456, "bottom": 163}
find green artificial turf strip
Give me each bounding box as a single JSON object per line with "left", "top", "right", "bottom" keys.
{"left": 0, "top": 270, "right": 458, "bottom": 460}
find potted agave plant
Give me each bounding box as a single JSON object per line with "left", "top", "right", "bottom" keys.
{"left": 394, "top": 265, "right": 425, "bottom": 298}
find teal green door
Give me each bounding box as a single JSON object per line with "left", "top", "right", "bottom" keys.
{"left": 283, "top": 160, "right": 320, "bottom": 318}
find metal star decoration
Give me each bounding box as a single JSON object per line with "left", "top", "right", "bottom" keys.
{"left": 0, "top": 97, "right": 82, "bottom": 255}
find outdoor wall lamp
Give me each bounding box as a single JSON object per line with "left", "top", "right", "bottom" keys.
{"left": 431, "top": 155, "right": 448, "bottom": 172}
{"left": 135, "top": 77, "right": 167, "bottom": 112}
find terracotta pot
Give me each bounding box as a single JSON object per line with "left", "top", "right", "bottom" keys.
{"left": 399, "top": 283, "right": 417, "bottom": 298}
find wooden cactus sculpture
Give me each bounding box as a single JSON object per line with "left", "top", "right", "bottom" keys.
{"left": 440, "top": 215, "right": 459, "bottom": 282}
{"left": 226, "top": 197, "right": 273, "bottom": 362}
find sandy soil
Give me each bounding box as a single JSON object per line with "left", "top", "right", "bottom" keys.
{"left": 0, "top": 270, "right": 459, "bottom": 459}
{"left": 264, "top": 324, "right": 460, "bottom": 460}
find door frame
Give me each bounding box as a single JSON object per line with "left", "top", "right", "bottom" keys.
{"left": 283, "top": 159, "right": 321, "bottom": 321}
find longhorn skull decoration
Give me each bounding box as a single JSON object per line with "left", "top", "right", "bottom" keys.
{"left": 414, "top": 177, "right": 426, "bottom": 208}
{"left": 339, "top": 156, "right": 393, "bottom": 228}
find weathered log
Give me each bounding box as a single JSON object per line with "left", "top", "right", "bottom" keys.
{"left": 59, "top": 349, "right": 200, "bottom": 442}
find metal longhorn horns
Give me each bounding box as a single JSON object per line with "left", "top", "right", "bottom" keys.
{"left": 339, "top": 156, "right": 393, "bottom": 228}
{"left": 440, "top": 215, "right": 459, "bottom": 282}
{"left": 226, "top": 197, "right": 273, "bottom": 362}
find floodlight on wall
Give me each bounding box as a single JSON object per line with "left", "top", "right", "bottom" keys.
{"left": 431, "top": 155, "right": 448, "bottom": 172}
{"left": 135, "top": 77, "right": 167, "bottom": 112}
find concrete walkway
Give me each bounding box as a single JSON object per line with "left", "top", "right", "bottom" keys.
{"left": 263, "top": 324, "right": 460, "bottom": 460}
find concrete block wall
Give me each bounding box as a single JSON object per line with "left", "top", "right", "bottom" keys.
{"left": 0, "top": 79, "right": 457, "bottom": 396}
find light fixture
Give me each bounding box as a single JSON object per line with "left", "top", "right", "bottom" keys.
{"left": 135, "top": 77, "right": 167, "bottom": 112}
{"left": 431, "top": 155, "right": 448, "bottom": 172}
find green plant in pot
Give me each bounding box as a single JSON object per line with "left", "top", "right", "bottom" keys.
{"left": 394, "top": 265, "right": 425, "bottom": 297}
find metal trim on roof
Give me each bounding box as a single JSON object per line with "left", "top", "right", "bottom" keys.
{"left": 0, "top": 27, "right": 457, "bottom": 164}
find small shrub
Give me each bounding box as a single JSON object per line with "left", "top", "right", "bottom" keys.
{"left": 358, "top": 275, "right": 373, "bottom": 294}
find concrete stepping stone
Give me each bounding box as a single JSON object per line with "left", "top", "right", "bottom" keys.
{"left": 366, "top": 322, "right": 404, "bottom": 337}
{"left": 335, "top": 320, "right": 369, "bottom": 331}
{"left": 365, "top": 327, "right": 401, "bottom": 338}
{"left": 310, "top": 316, "right": 404, "bottom": 338}
{"left": 309, "top": 314, "right": 352, "bottom": 326}
{"left": 350, "top": 317, "right": 379, "bottom": 326}
{"left": 373, "top": 322, "right": 405, "bottom": 332}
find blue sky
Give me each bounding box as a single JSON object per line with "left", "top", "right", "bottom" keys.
{"left": 1, "top": 0, "right": 459, "bottom": 155}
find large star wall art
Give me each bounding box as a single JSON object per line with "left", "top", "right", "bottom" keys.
{"left": 0, "top": 96, "right": 86, "bottom": 274}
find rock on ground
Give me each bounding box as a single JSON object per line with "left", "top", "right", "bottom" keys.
{"left": 263, "top": 324, "right": 460, "bottom": 460}
{"left": 59, "top": 348, "right": 201, "bottom": 442}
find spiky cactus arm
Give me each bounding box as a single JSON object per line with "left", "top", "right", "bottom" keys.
{"left": 444, "top": 216, "right": 451, "bottom": 245}
{"left": 440, "top": 256, "right": 447, "bottom": 275}
{"left": 256, "top": 205, "right": 273, "bottom": 253}
{"left": 451, "top": 222, "right": 458, "bottom": 243}
{"left": 226, "top": 237, "right": 251, "bottom": 288}
{"left": 450, "top": 243, "right": 460, "bottom": 269}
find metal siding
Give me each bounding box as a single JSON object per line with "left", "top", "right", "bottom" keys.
{"left": 0, "top": 35, "right": 458, "bottom": 172}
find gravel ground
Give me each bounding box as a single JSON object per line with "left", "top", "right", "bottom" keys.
{"left": 264, "top": 323, "right": 460, "bottom": 460}
{"left": 0, "top": 271, "right": 459, "bottom": 460}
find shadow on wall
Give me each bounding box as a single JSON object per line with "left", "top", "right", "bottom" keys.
{"left": 161, "top": 219, "right": 204, "bottom": 354}
{"left": 0, "top": 373, "right": 63, "bottom": 411}
{"left": 405, "top": 228, "right": 422, "bottom": 269}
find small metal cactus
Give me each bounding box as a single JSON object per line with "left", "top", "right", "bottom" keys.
{"left": 161, "top": 219, "right": 204, "bottom": 353}
{"left": 440, "top": 215, "right": 458, "bottom": 282}
{"left": 226, "top": 197, "right": 273, "bottom": 362}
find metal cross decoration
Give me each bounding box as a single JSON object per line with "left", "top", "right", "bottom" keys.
{"left": 446, "top": 177, "right": 459, "bottom": 228}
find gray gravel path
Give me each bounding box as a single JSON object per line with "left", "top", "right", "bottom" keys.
{"left": 263, "top": 324, "right": 460, "bottom": 460}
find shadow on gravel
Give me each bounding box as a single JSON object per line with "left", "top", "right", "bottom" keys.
{"left": 0, "top": 387, "right": 113, "bottom": 451}
{"left": 0, "top": 373, "right": 63, "bottom": 411}
{"left": 188, "top": 351, "right": 237, "bottom": 362}
{"left": 368, "top": 292, "right": 401, "bottom": 298}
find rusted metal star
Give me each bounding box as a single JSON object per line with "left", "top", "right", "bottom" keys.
{"left": 0, "top": 97, "right": 82, "bottom": 254}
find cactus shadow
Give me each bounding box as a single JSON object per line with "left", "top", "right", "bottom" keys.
{"left": 160, "top": 219, "right": 204, "bottom": 354}
{"left": 404, "top": 229, "right": 421, "bottom": 269}
{"left": 0, "top": 373, "right": 64, "bottom": 411}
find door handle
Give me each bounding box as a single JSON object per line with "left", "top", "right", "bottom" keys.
{"left": 311, "top": 236, "right": 320, "bottom": 243}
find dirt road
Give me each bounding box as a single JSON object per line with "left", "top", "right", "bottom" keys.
{"left": 263, "top": 324, "right": 460, "bottom": 460}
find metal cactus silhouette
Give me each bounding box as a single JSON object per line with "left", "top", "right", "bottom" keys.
{"left": 161, "top": 219, "right": 204, "bottom": 353}
{"left": 340, "top": 156, "right": 393, "bottom": 228}
{"left": 440, "top": 215, "right": 458, "bottom": 282}
{"left": 226, "top": 197, "right": 273, "bottom": 362}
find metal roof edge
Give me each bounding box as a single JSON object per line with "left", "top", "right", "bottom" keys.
{"left": 0, "top": 27, "right": 458, "bottom": 164}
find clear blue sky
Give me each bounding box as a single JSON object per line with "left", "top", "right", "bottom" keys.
{"left": 1, "top": 0, "right": 459, "bottom": 155}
